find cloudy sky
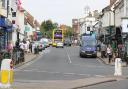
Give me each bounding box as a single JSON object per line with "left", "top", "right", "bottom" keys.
{"left": 22, "top": 0, "right": 109, "bottom": 26}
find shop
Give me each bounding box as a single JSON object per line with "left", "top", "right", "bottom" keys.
{"left": 0, "top": 16, "right": 12, "bottom": 51}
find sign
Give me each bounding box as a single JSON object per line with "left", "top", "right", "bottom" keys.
{"left": 24, "top": 26, "right": 30, "bottom": 32}
{"left": 121, "top": 17, "right": 128, "bottom": 33}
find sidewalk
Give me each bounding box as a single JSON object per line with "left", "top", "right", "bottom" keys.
{"left": 14, "top": 53, "right": 39, "bottom": 68}
{"left": 97, "top": 52, "right": 127, "bottom": 67}
{"left": 12, "top": 77, "right": 119, "bottom": 89}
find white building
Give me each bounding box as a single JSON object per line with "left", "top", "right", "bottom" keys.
{"left": 11, "top": 0, "right": 26, "bottom": 45}
{"left": 79, "top": 15, "right": 97, "bottom": 35}
{"left": 111, "top": 0, "right": 128, "bottom": 31}
{"left": 97, "top": 5, "right": 115, "bottom": 44}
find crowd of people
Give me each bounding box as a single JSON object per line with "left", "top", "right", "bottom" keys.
{"left": 6, "top": 39, "right": 33, "bottom": 54}
{"left": 100, "top": 43, "right": 127, "bottom": 64}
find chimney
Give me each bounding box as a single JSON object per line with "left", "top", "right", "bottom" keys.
{"left": 110, "top": 0, "right": 117, "bottom": 6}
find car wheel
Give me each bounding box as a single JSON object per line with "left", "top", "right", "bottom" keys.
{"left": 79, "top": 53, "right": 83, "bottom": 58}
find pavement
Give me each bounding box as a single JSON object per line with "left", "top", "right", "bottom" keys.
{"left": 97, "top": 52, "right": 127, "bottom": 67}
{"left": 14, "top": 52, "right": 40, "bottom": 68}
{"left": 12, "top": 77, "right": 119, "bottom": 89}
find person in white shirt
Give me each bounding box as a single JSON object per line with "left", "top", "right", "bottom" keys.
{"left": 19, "top": 41, "right": 24, "bottom": 50}
{"left": 107, "top": 45, "right": 112, "bottom": 63}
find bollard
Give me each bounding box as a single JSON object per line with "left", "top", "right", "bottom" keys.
{"left": 114, "top": 58, "right": 122, "bottom": 76}
{"left": 0, "top": 59, "right": 13, "bottom": 88}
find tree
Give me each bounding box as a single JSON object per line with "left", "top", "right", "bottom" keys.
{"left": 40, "top": 20, "right": 57, "bottom": 38}
{"left": 64, "top": 26, "right": 73, "bottom": 39}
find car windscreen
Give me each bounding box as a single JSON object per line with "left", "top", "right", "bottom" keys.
{"left": 82, "top": 40, "right": 96, "bottom": 47}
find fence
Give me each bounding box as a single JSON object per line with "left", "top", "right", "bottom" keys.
{"left": 0, "top": 47, "right": 25, "bottom": 68}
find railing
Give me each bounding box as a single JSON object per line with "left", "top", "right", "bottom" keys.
{"left": 0, "top": 47, "right": 25, "bottom": 68}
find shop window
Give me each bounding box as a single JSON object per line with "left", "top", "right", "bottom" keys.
{"left": 12, "top": 12, "right": 16, "bottom": 17}
{"left": 1, "top": 0, "right": 7, "bottom": 9}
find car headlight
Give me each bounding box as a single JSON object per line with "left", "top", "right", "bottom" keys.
{"left": 81, "top": 50, "right": 85, "bottom": 53}
{"left": 94, "top": 51, "right": 97, "bottom": 53}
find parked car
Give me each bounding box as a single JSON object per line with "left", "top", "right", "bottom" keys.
{"left": 40, "top": 38, "right": 49, "bottom": 48}
{"left": 56, "top": 42, "right": 64, "bottom": 48}
{"left": 34, "top": 41, "right": 45, "bottom": 51}
{"left": 64, "top": 40, "right": 72, "bottom": 46}
{"left": 48, "top": 39, "right": 52, "bottom": 45}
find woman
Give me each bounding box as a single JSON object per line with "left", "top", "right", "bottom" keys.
{"left": 107, "top": 45, "right": 112, "bottom": 63}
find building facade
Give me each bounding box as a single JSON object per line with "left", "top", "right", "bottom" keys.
{"left": 72, "top": 19, "right": 80, "bottom": 41}
{"left": 0, "top": 0, "right": 13, "bottom": 51}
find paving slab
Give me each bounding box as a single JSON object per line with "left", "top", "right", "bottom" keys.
{"left": 11, "top": 77, "right": 117, "bottom": 89}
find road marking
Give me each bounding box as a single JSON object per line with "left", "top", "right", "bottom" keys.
{"left": 95, "top": 75, "right": 105, "bottom": 78}
{"left": 15, "top": 69, "right": 91, "bottom": 76}
{"left": 96, "top": 58, "right": 103, "bottom": 64}
{"left": 72, "top": 64, "right": 103, "bottom": 68}
{"left": 65, "top": 48, "right": 72, "bottom": 64}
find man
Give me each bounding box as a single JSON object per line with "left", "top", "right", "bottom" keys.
{"left": 101, "top": 43, "right": 106, "bottom": 58}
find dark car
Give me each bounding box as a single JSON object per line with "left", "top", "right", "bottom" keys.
{"left": 64, "top": 40, "right": 72, "bottom": 46}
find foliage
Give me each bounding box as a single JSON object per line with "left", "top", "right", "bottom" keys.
{"left": 40, "top": 20, "right": 57, "bottom": 38}
{"left": 64, "top": 26, "right": 73, "bottom": 38}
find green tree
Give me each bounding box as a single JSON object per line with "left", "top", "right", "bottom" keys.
{"left": 64, "top": 26, "right": 73, "bottom": 38}
{"left": 40, "top": 20, "right": 57, "bottom": 38}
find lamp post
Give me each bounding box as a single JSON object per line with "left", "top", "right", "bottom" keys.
{"left": 16, "top": 26, "right": 20, "bottom": 48}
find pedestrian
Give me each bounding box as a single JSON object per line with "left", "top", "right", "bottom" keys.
{"left": 26, "top": 40, "right": 30, "bottom": 53}
{"left": 107, "top": 45, "right": 113, "bottom": 64}
{"left": 6, "top": 41, "right": 13, "bottom": 59}
{"left": 19, "top": 41, "right": 24, "bottom": 50}
{"left": 101, "top": 43, "right": 106, "bottom": 58}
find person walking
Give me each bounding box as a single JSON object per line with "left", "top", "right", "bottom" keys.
{"left": 107, "top": 45, "right": 113, "bottom": 64}
{"left": 6, "top": 41, "right": 13, "bottom": 59}
{"left": 101, "top": 43, "right": 106, "bottom": 58}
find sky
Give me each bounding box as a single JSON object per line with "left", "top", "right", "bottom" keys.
{"left": 21, "top": 0, "right": 109, "bottom": 26}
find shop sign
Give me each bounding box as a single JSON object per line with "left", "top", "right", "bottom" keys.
{"left": 24, "top": 26, "right": 30, "bottom": 32}
{"left": 121, "top": 17, "right": 128, "bottom": 33}
{"left": 0, "top": 17, "right": 6, "bottom": 27}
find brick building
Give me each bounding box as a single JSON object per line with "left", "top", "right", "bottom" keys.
{"left": 72, "top": 19, "right": 80, "bottom": 41}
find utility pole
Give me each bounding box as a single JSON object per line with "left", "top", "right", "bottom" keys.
{"left": 7, "top": 0, "right": 9, "bottom": 47}
{"left": 7, "top": 0, "right": 9, "bottom": 18}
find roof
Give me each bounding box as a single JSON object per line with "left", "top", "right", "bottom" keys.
{"left": 25, "top": 11, "right": 35, "bottom": 28}
{"left": 102, "top": 6, "right": 111, "bottom": 13}
{"left": 113, "top": 0, "right": 123, "bottom": 10}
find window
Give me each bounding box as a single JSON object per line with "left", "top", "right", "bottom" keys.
{"left": 87, "top": 27, "right": 90, "bottom": 31}
{"left": 1, "top": 0, "right": 7, "bottom": 9}
{"left": 12, "top": 12, "right": 16, "bottom": 17}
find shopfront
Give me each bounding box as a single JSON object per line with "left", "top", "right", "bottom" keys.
{"left": 0, "top": 16, "right": 12, "bottom": 51}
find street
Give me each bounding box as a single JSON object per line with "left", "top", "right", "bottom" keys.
{"left": 12, "top": 46, "right": 128, "bottom": 89}
{"left": 14, "top": 46, "right": 114, "bottom": 81}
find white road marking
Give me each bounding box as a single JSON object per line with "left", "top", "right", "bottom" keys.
{"left": 16, "top": 69, "right": 91, "bottom": 76}
{"left": 95, "top": 75, "right": 105, "bottom": 78}
{"left": 65, "top": 48, "right": 72, "bottom": 64}
{"left": 72, "top": 64, "right": 103, "bottom": 68}
{"left": 96, "top": 58, "right": 103, "bottom": 64}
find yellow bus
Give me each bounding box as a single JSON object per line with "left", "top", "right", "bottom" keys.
{"left": 52, "top": 29, "right": 64, "bottom": 47}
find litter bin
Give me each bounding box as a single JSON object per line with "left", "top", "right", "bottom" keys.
{"left": 34, "top": 47, "right": 39, "bottom": 54}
